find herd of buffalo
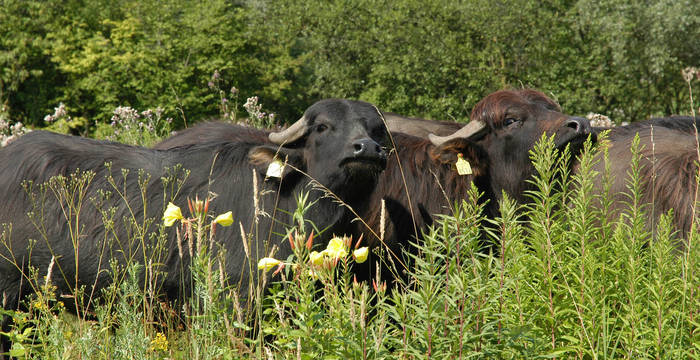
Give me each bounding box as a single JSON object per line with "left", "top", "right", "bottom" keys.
{"left": 0, "top": 89, "right": 698, "bottom": 344}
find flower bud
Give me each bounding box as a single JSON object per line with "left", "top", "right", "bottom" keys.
{"left": 353, "top": 247, "right": 369, "bottom": 263}
{"left": 257, "top": 257, "right": 281, "bottom": 272}
{"left": 214, "top": 211, "right": 233, "bottom": 226}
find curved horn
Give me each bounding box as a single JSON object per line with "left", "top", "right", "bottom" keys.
{"left": 428, "top": 120, "right": 487, "bottom": 146}
{"left": 269, "top": 116, "right": 308, "bottom": 144}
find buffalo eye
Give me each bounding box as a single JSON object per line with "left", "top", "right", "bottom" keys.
{"left": 315, "top": 124, "right": 328, "bottom": 133}
{"left": 503, "top": 117, "right": 520, "bottom": 127}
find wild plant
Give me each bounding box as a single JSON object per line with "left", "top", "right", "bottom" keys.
{"left": 2, "top": 92, "right": 700, "bottom": 359}
{"left": 0, "top": 164, "right": 192, "bottom": 358}
{"left": 207, "top": 69, "right": 276, "bottom": 129}
{"left": 41, "top": 102, "right": 89, "bottom": 136}
{"left": 207, "top": 69, "right": 240, "bottom": 124}
{"left": 253, "top": 202, "right": 387, "bottom": 359}
{"left": 682, "top": 67, "right": 699, "bottom": 117}
{"left": 102, "top": 106, "right": 173, "bottom": 146}
{"left": 0, "top": 104, "right": 29, "bottom": 147}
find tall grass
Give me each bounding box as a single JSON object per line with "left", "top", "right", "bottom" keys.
{"left": 2, "top": 75, "right": 700, "bottom": 358}
{"left": 1, "top": 129, "right": 697, "bottom": 359}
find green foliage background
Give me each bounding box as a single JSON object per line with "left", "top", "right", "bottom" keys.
{"left": 1, "top": 0, "right": 699, "bottom": 133}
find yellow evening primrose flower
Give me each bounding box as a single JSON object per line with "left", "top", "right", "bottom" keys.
{"left": 324, "top": 237, "right": 348, "bottom": 259}
{"left": 257, "top": 257, "right": 281, "bottom": 272}
{"left": 163, "top": 202, "right": 183, "bottom": 227}
{"left": 353, "top": 247, "right": 369, "bottom": 263}
{"left": 309, "top": 251, "right": 324, "bottom": 266}
{"left": 214, "top": 211, "right": 233, "bottom": 226}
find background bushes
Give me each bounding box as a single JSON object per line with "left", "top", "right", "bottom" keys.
{"left": 1, "top": 0, "right": 699, "bottom": 134}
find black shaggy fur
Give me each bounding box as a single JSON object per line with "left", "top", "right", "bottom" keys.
{"left": 0, "top": 99, "right": 389, "bottom": 329}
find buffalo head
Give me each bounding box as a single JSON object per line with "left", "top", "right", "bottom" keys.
{"left": 428, "top": 89, "right": 594, "bottom": 205}
{"left": 250, "top": 98, "right": 389, "bottom": 198}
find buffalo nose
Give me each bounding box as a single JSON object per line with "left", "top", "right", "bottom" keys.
{"left": 352, "top": 138, "right": 386, "bottom": 158}
{"left": 565, "top": 117, "right": 592, "bottom": 134}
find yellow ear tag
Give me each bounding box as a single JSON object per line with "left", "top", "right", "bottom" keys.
{"left": 266, "top": 158, "right": 285, "bottom": 178}
{"left": 455, "top": 153, "right": 472, "bottom": 175}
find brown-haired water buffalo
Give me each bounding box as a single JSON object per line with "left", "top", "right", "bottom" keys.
{"left": 0, "top": 99, "right": 389, "bottom": 346}
{"left": 154, "top": 90, "right": 593, "bottom": 287}
{"left": 430, "top": 93, "right": 700, "bottom": 245}
{"left": 588, "top": 117, "right": 700, "bottom": 243}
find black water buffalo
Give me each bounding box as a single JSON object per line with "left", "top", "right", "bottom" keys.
{"left": 154, "top": 89, "right": 593, "bottom": 287}
{"left": 0, "top": 99, "right": 389, "bottom": 318}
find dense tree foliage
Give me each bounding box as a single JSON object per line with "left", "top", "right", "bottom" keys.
{"left": 1, "top": 0, "right": 698, "bottom": 134}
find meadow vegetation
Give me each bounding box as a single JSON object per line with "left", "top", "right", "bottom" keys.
{"left": 1, "top": 122, "right": 698, "bottom": 359}
{"left": 1, "top": 0, "right": 700, "bottom": 358}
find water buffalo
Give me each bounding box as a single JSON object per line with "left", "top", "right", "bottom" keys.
{"left": 0, "top": 99, "right": 389, "bottom": 320}
{"left": 154, "top": 89, "right": 593, "bottom": 287}
{"left": 431, "top": 94, "right": 700, "bottom": 244}
{"left": 382, "top": 103, "right": 699, "bottom": 241}
{"left": 588, "top": 117, "right": 700, "bottom": 243}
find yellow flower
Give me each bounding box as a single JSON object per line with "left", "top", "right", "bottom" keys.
{"left": 150, "top": 332, "right": 168, "bottom": 352}
{"left": 257, "top": 257, "right": 281, "bottom": 272}
{"left": 214, "top": 211, "right": 233, "bottom": 226}
{"left": 353, "top": 247, "right": 369, "bottom": 263}
{"left": 32, "top": 300, "right": 47, "bottom": 312}
{"left": 309, "top": 251, "right": 324, "bottom": 266}
{"left": 163, "top": 202, "right": 183, "bottom": 227}
{"left": 324, "top": 237, "right": 348, "bottom": 259}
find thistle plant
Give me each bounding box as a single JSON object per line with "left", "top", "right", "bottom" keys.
{"left": 586, "top": 112, "right": 613, "bottom": 128}
{"left": 243, "top": 96, "right": 276, "bottom": 129}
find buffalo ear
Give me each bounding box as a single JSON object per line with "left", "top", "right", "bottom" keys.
{"left": 248, "top": 145, "right": 304, "bottom": 179}
{"left": 429, "top": 138, "right": 485, "bottom": 177}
